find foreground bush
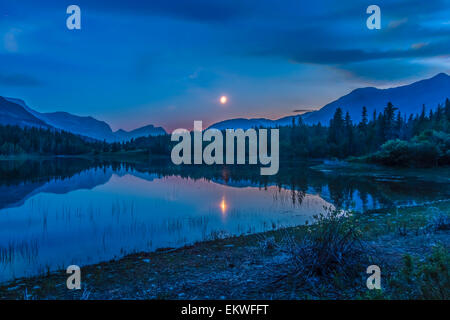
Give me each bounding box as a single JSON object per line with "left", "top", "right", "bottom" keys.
{"left": 271, "top": 208, "right": 368, "bottom": 295}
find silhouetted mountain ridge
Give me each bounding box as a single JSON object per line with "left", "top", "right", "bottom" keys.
{"left": 0, "top": 97, "right": 166, "bottom": 142}
{"left": 209, "top": 73, "right": 450, "bottom": 129}
{"left": 1, "top": 73, "right": 448, "bottom": 137}
{"left": 302, "top": 72, "right": 450, "bottom": 124}
{"left": 0, "top": 97, "right": 51, "bottom": 129}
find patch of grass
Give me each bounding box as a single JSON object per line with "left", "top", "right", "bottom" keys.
{"left": 426, "top": 207, "right": 450, "bottom": 232}
{"left": 353, "top": 201, "right": 450, "bottom": 239}
{"left": 389, "top": 244, "right": 449, "bottom": 299}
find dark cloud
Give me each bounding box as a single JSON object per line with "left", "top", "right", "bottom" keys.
{"left": 382, "top": 0, "right": 449, "bottom": 17}
{"left": 81, "top": 0, "right": 253, "bottom": 23}
{"left": 283, "top": 41, "right": 450, "bottom": 65}
{"left": 4, "top": 0, "right": 255, "bottom": 24}
{"left": 0, "top": 74, "right": 42, "bottom": 87}
{"left": 242, "top": 14, "right": 449, "bottom": 70}
{"left": 344, "top": 59, "right": 429, "bottom": 81}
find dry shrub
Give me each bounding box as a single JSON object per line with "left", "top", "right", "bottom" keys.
{"left": 273, "top": 207, "right": 368, "bottom": 290}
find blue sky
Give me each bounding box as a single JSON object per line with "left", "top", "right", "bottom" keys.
{"left": 0, "top": 0, "right": 449, "bottom": 131}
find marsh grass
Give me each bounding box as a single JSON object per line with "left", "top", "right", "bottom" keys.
{"left": 0, "top": 239, "right": 39, "bottom": 265}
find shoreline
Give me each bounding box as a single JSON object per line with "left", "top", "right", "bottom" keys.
{"left": 0, "top": 201, "right": 448, "bottom": 300}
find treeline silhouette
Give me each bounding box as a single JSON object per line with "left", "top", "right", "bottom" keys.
{"left": 122, "top": 99, "right": 450, "bottom": 167}
{"left": 1, "top": 99, "right": 449, "bottom": 167}
{"left": 0, "top": 125, "right": 105, "bottom": 155}
{"left": 0, "top": 157, "right": 107, "bottom": 186}
{"left": 282, "top": 99, "right": 450, "bottom": 166}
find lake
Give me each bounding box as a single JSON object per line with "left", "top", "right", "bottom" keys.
{"left": 0, "top": 158, "right": 449, "bottom": 283}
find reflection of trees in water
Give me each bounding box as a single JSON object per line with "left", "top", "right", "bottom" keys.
{"left": 0, "top": 158, "right": 104, "bottom": 186}
{"left": 132, "top": 161, "right": 450, "bottom": 211}
{"left": 0, "top": 158, "right": 447, "bottom": 212}
{"left": 272, "top": 188, "right": 305, "bottom": 208}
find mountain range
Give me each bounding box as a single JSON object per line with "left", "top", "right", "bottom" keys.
{"left": 1, "top": 73, "right": 449, "bottom": 140}
{"left": 0, "top": 97, "right": 166, "bottom": 142}
{"left": 209, "top": 73, "right": 450, "bottom": 130}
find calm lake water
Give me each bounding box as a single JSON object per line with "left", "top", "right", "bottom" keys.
{"left": 0, "top": 158, "right": 449, "bottom": 282}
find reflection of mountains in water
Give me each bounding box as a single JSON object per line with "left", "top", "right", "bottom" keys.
{"left": 0, "top": 159, "right": 449, "bottom": 212}
{"left": 0, "top": 168, "right": 113, "bottom": 210}
{"left": 0, "top": 162, "right": 167, "bottom": 210}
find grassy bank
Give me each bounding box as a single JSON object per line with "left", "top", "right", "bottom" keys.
{"left": 0, "top": 201, "right": 448, "bottom": 300}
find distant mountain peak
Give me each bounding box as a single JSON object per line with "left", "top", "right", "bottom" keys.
{"left": 433, "top": 72, "right": 449, "bottom": 78}
{"left": 0, "top": 97, "right": 51, "bottom": 129}
{"left": 1, "top": 97, "right": 166, "bottom": 142}
{"left": 301, "top": 72, "right": 450, "bottom": 125}
{"left": 208, "top": 73, "right": 450, "bottom": 129}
